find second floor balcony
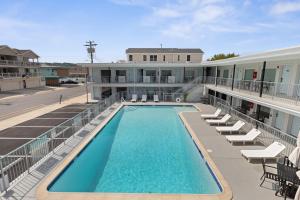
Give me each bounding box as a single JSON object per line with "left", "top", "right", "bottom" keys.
{"left": 96, "top": 75, "right": 197, "bottom": 85}
{"left": 0, "top": 60, "right": 40, "bottom": 68}
{"left": 206, "top": 76, "right": 300, "bottom": 104}
{"left": 0, "top": 72, "right": 41, "bottom": 79}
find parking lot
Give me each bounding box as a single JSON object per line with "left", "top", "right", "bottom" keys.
{"left": 0, "top": 104, "right": 89, "bottom": 155}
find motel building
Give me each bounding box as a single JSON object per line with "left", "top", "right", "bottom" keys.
{"left": 84, "top": 46, "right": 300, "bottom": 141}
{"left": 82, "top": 48, "right": 205, "bottom": 102}
{"left": 0, "top": 45, "right": 45, "bottom": 92}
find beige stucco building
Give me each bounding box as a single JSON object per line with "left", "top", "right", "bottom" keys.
{"left": 126, "top": 48, "right": 203, "bottom": 63}
{"left": 0, "top": 45, "right": 45, "bottom": 91}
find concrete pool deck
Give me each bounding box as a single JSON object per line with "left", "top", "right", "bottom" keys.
{"left": 1, "top": 103, "right": 285, "bottom": 200}
{"left": 184, "top": 103, "right": 282, "bottom": 200}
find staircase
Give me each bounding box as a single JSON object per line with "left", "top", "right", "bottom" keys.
{"left": 174, "top": 76, "right": 206, "bottom": 102}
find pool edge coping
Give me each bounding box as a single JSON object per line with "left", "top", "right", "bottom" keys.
{"left": 36, "top": 103, "right": 233, "bottom": 200}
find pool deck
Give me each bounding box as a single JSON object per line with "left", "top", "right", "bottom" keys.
{"left": 183, "top": 103, "right": 282, "bottom": 200}
{"left": 1, "top": 102, "right": 286, "bottom": 200}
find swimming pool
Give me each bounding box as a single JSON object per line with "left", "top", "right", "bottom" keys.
{"left": 47, "top": 105, "right": 222, "bottom": 194}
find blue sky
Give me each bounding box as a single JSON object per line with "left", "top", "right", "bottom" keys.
{"left": 1, "top": 0, "right": 300, "bottom": 63}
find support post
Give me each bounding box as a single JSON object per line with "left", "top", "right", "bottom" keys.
{"left": 231, "top": 64, "right": 236, "bottom": 90}
{"left": 230, "top": 96, "right": 233, "bottom": 106}
{"left": 0, "top": 157, "right": 7, "bottom": 192}
{"left": 255, "top": 104, "right": 261, "bottom": 128}
{"left": 215, "top": 66, "right": 218, "bottom": 86}
{"left": 259, "top": 61, "right": 267, "bottom": 97}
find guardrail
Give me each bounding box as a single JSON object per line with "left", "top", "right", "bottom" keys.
{"left": 206, "top": 76, "right": 300, "bottom": 104}
{"left": 0, "top": 60, "right": 40, "bottom": 68}
{"left": 0, "top": 93, "right": 119, "bottom": 193}
{"left": 207, "top": 95, "right": 296, "bottom": 156}
{"left": 0, "top": 72, "right": 41, "bottom": 79}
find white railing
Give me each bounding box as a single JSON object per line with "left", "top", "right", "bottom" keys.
{"left": 207, "top": 95, "right": 297, "bottom": 156}
{"left": 0, "top": 72, "right": 41, "bottom": 79}
{"left": 206, "top": 76, "right": 300, "bottom": 104}
{"left": 0, "top": 60, "right": 40, "bottom": 68}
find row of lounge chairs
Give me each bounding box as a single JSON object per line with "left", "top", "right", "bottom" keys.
{"left": 131, "top": 94, "right": 159, "bottom": 103}
{"left": 201, "top": 108, "right": 286, "bottom": 162}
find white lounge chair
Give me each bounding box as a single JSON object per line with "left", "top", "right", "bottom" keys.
{"left": 226, "top": 128, "right": 261, "bottom": 144}
{"left": 206, "top": 114, "right": 231, "bottom": 125}
{"left": 141, "top": 95, "right": 147, "bottom": 102}
{"left": 241, "top": 141, "right": 285, "bottom": 162}
{"left": 154, "top": 95, "right": 159, "bottom": 102}
{"left": 216, "top": 120, "right": 245, "bottom": 134}
{"left": 201, "top": 108, "right": 222, "bottom": 119}
{"left": 131, "top": 94, "right": 137, "bottom": 102}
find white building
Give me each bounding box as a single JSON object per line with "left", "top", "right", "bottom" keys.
{"left": 82, "top": 48, "right": 204, "bottom": 101}
{"left": 202, "top": 45, "right": 300, "bottom": 138}
{"left": 0, "top": 45, "right": 45, "bottom": 91}
{"left": 84, "top": 45, "right": 300, "bottom": 139}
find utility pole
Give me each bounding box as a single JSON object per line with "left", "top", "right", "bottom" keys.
{"left": 84, "top": 41, "right": 98, "bottom": 103}
{"left": 84, "top": 41, "right": 97, "bottom": 63}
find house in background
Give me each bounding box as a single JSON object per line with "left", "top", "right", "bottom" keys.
{"left": 40, "top": 63, "right": 88, "bottom": 86}
{"left": 0, "top": 45, "right": 44, "bottom": 91}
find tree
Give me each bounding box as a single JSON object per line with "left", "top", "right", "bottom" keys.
{"left": 207, "top": 53, "right": 239, "bottom": 61}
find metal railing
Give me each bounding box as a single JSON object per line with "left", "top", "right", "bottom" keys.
{"left": 95, "top": 75, "right": 201, "bottom": 84}
{"left": 207, "top": 95, "right": 296, "bottom": 156}
{"left": 0, "top": 94, "right": 119, "bottom": 193}
{"left": 0, "top": 72, "right": 41, "bottom": 79}
{"left": 206, "top": 76, "right": 300, "bottom": 104}
{"left": 0, "top": 60, "right": 40, "bottom": 68}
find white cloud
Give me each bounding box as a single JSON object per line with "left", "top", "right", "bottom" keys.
{"left": 153, "top": 8, "right": 182, "bottom": 18}
{"left": 161, "top": 23, "right": 193, "bottom": 38}
{"left": 271, "top": 1, "right": 300, "bottom": 15}
{"left": 0, "top": 17, "right": 37, "bottom": 30}
{"left": 109, "top": 0, "right": 150, "bottom": 6}
{"left": 193, "top": 5, "right": 229, "bottom": 23}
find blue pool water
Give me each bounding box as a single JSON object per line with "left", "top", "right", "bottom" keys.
{"left": 48, "top": 106, "right": 222, "bottom": 194}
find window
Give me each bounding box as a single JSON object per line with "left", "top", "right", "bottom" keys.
{"left": 187, "top": 55, "right": 191, "bottom": 61}
{"left": 129, "top": 55, "right": 133, "bottom": 61}
{"left": 177, "top": 55, "right": 180, "bottom": 61}
{"left": 143, "top": 55, "right": 147, "bottom": 61}
{"left": 163, "top": 55, "right": 166, "bottom": 62}
{"left": 150, "top": 55, "right": 157, "bottom": 61}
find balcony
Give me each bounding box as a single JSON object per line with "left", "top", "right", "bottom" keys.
{"left": 205, "top": 76, "right": 300, "bottom": 106}
{"left": 0, "top": 60, "right": 40, "bottom": 68}
{"left": 96, "top": 75, "right": 198, "bottom": 85}
{"left": 0, "top": 72, "right": 41, "bottom": 79}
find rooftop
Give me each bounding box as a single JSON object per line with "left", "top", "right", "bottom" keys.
{"left": 126, "top": 48, "right": 204, "bottom": 54}
{"left": 0, "top": 45, "right": 39, "bottom": 59}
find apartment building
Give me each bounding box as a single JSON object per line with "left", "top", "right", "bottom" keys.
{"left": 202, "top": 46, "right": 300, "bottom": 137}
{"left": 0, "top": 45, "right": 44, "bottom": 91}
{"left": 83, "top": 48, "right": 204, "bottom": 101}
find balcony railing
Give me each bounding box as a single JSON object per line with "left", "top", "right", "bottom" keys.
{"left": 0, "top": 72, "right": 41, "bottom": 79}
{"left": 0, "top": 60, "right": 40, "bottom": 68}
{"left": 206, "top": 76, "right": 300, "bottom": 104}
{"left": 96, "top": 76, "right": 197, "bottom": 84}
{"left": 207, "top": 94, "right": 296, "bottom": 156}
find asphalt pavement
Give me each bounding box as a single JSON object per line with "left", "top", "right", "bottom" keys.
{"left": 0, "top": 85, "right": 86, "bottom": 121}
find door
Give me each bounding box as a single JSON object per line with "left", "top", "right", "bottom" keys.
{"left": 291, "top": 116, "right": 300, "bottom": 137}
{"left": 279, "top": 65, "right": 291, "bottom": 94}
{"left": 274, "top": 111, "right": 285, "bottom": 131}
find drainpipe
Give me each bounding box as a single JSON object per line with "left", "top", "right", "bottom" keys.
{"left": 259, "top": 61, "right": 267, "bottom": 97}
{"left": 231, "top": 64, "right": 236, "bottom": 91}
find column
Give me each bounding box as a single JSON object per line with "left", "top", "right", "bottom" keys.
{"left": 259, "top": 61, "right": 266, "bottom": 97}
{"left": 231, "top": 64, "right": 236, "bottom": 90}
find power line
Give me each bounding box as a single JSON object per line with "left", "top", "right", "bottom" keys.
{"left": 84, "top": 41, "right": 98, "bottom": 64}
